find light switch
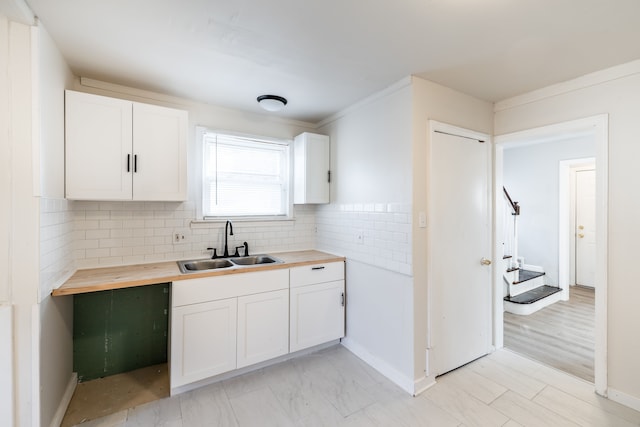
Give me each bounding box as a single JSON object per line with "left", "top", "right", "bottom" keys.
{"left": 419, "top": 212, "right": 427, "bottom": 228}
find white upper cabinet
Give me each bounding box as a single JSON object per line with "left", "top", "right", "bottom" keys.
{"left": 65, "top": 90, "right": 188, "bottom": 201}
{"left": 293, "top": 132, "right": 330, "bottom": 204}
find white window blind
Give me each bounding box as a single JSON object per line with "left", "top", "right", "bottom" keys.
{"left": 203, "top": 131, "right": 290, "bottom": 218}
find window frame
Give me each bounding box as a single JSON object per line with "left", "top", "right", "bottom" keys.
{"left": 198, "top": 127, "right": 294, "bottom": 221}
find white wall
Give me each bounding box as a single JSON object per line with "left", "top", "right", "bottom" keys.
{"left": 503, "top": 136, "right": 595, "bottom": 284}
{"left": 321, "top": 80, "right": 413, "bottom": 204}
{"left": 0, "top": 15, "right": 11, "bottom": 306}
{"left": 495, "top": 62, "right": 640, "bottom": 406}
{"left": 317, "top": 80, "right": 416, "bottom": 389}
{"left": 4, "top": 18, "right": 40, "bottom": 427}
{"left": 34, "top": 21, "right": 76, "bottom": 427}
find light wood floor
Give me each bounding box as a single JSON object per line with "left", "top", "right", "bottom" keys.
{"left": 504, "top": 285, "right": 595, "bottom": 382}
{"left": 71, "top": 344, "right": 640, "bottom": 427}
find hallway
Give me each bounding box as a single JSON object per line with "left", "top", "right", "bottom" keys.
{"left": 504, "top": 285, "right": 595, "bottom": 382}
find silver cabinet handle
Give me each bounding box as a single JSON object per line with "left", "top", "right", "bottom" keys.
{"left": 480, "top": 258, "right": 492, "bottom": 266}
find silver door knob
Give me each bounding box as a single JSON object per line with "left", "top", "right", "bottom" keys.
{"left": 480, "top": 258, "right": 492, "bottom": 266}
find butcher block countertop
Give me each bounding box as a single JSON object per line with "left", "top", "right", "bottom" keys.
{"left": 52, "top": 250, "right": 345, "bottom": 297}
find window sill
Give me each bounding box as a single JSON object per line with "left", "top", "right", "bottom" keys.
{"left": 191, "top": 216, "right": 295, "bottom": 228}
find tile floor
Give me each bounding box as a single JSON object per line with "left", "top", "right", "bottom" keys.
{"left": 75, "top": 345, "right": 640, "bottom": 427}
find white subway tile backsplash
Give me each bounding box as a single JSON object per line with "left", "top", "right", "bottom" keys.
{"left": 39, "top": 198, "right": 75, "bottom": 301}
{"left": 69, "top": 202, "right": 317, "bottom": 268}
{"left": 316, "top": 202, "right": 412, "bottom": 276}
{"left": 41, "top": 197, "right": 412, "bottom": 279}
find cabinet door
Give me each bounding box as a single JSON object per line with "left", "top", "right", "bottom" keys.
{"left": 132, "top": 103, "right": 188, "bottom": 201}
{"left": 65, "top": 90, "right": 132, "bottom": 200}
{"left": 237, "top": 289, "right": 289, "bottom": 368}
{"left": 170, "top": 298, "right": 237, "bottom": 388}
{"left": 290, "top": 280, "right": 345, "bottom": 352}
{"left": 294, "top": 133, "right": 330, "bottom": 204}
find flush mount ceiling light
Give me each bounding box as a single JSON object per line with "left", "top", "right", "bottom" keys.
{"left": 257, "top": 94, "right": 288, "bottom": 112}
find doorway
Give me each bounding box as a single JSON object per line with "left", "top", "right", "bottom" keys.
{"left": 494, "top": 115, "right": 608, "bottom": 394}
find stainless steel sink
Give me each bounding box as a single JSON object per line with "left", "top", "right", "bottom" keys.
{"left": 228, "top": 254, "right": 283, "bottom": 266}
{"left": 177, "top": 258, "right": 234, "bottom": 273}
{"left": 177, "top": 254, "right": 283, "bottom": 273}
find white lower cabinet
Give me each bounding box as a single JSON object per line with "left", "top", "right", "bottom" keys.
{"left": 170, "top": 269, "right": 289, "bottom": 391}
{"left": 170, "top": 262, "right": 345, "bottom": 392}
{"left": 290, "top": 280, "right": 345, "bottom": 352}
{"left": 289, "top": 261, "right": 345, "bottom": 353}
{"left": 237, "top": 289, "right": 289, "bottom": 368}
{"left": 170, "top": 298, "right": 237, "bottom": 388}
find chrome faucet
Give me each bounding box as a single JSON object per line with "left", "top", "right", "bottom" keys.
{"left": 223, "top": 220, "right": 234, "bottom": 257}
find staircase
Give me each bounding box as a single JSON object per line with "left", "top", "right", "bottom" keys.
{"left": 502, "top": 188, "right": 563, "bottom": 315}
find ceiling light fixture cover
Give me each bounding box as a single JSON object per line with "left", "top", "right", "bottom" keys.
{"left": 257, "top": 94, "right": 288, "bottom": 112}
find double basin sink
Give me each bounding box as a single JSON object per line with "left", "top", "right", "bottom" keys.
{"left": 177, "top": 254, "right": 283, "bottom": 274}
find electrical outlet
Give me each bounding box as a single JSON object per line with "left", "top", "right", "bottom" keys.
{"left": 356, "top": 230, "right": 364, "bottom": 244}
{"left": 172, "top": 229, "right": 189, "bottom": 244}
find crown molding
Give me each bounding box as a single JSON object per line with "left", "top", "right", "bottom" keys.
{"left": 495, "top": 60, "right": 640, "bottom": 112}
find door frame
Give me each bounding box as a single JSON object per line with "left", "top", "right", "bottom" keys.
{"left": 426, "top": 120, "right": 493, "bottom": 379}
{"left": 494, "top": 114, "right": 608, "bottom": 395}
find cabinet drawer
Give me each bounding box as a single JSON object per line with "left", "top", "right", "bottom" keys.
{"left": 290, "top": 262, "right": 344, "bottom": 288}
{"left": 172, "top": 269, "right": 289, "bottom": 307}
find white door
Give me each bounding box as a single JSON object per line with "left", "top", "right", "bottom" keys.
{"left": 431, "top": 129, "right": 492, "bottom": 376}
{"left": 290, "top": 280, "right": 345, "bottom": 352}
{"left": 575, "top": 169, "right": 596, "bottom": 287}
{"left": 132, "top": 102, "right": 188, "bottom": 201}
{"left": 170, "top": 298, "right": 237, "bottom": 388}
{"left": 237, "top": 289, "right": 289, "bottom": 368}
{"left": 65, "top": 90, "right": 133, "bottom": 200}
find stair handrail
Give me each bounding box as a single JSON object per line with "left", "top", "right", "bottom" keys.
{"left": 503, "top": 187, "right": 520, "bottom": 216}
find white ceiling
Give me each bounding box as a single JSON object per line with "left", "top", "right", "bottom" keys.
{"left": 25, "top": 0, "right": 640, "bottom": 123}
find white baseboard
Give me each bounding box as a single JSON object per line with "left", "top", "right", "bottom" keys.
{"left": 340, "top": 337, "right": 415, "bottom": 395}
{"left": 608, "top": 388, "right": 640, "bottom": 412}
{"left": 413, "top": 374, "right": 437, "bottom": 396}
{"left": 49, "top": 372, "right": 77, "bottom": 427}
{"left": 0, "top": 305, "right": 13, "bottom": 427}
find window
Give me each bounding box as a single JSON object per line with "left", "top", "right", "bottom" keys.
{"left": 202, "top": 130, "right": 291, "bottom": 218}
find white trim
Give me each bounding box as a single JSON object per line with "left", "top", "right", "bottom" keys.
{"left": 316, "top": 76, "right": 412, "bottom": 128}
{"left": 31, "top": 304, "right": 40, "bottom": 427}
{"left": 608, "top": 388, "right": 640, "bottom": 413}
{"left": 78, "top": 77, "right": 316, "bottom": 128}
{"left": 0, "top": 0, "right": 36, "bottom": 24}
{"left": 413, "top": 375, "right": 437, "bottom": 397}
{"left": 0, "top": 305, "right": 14, "bottom": 427}
{"left": 493, "top": 145, "right": 504, "bottom": 349}
{"left": 494, "top": 114, "right": 608, "bottom": 396}
{"left": 49, "top": 373, "right": 77, "bottom": 427}
{"left": 340, "top": 337, "right": 416, "bottom": 395}
{"left": 495, "top": 60, "right": 640, "bottom": 112}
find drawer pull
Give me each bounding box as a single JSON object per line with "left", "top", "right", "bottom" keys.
{"left": 311, "top": 266, "right": 325, "bottom": 270}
